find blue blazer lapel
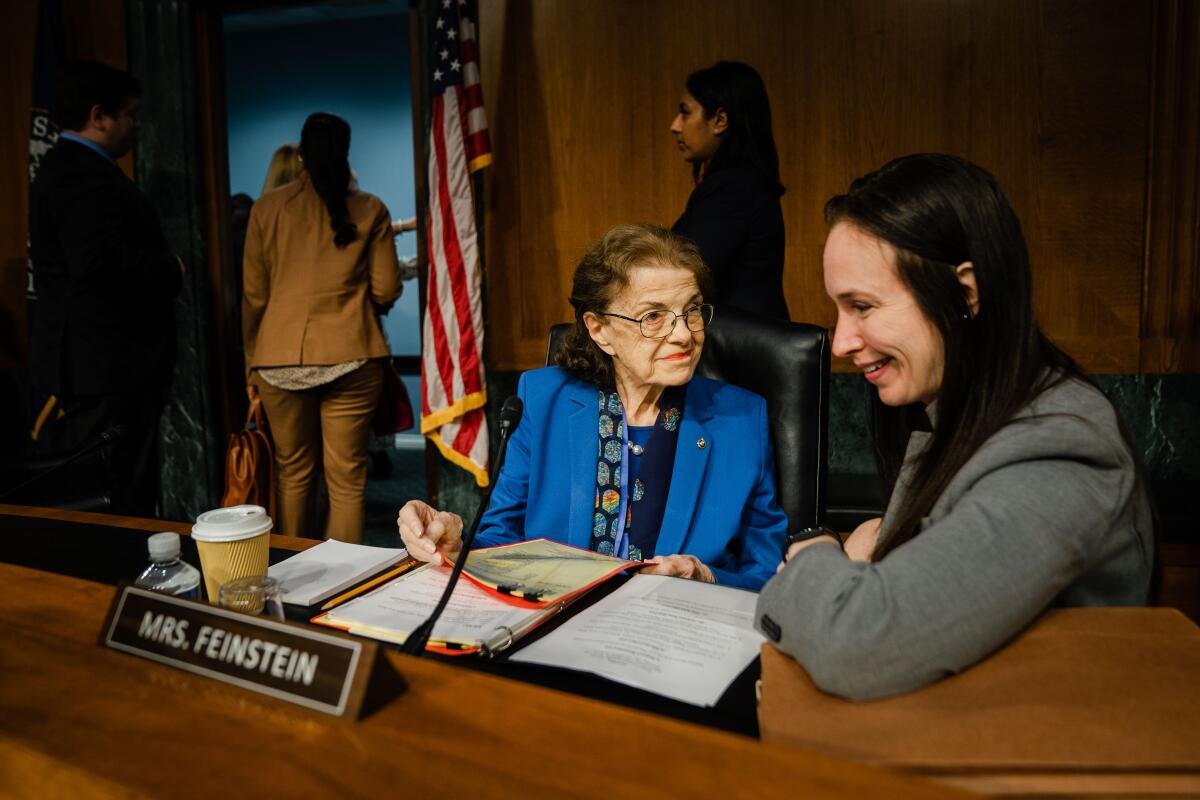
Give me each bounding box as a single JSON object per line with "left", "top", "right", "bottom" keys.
{"left": 655, "top": 379, "right": 714, "bottom": 557}
{"left": 566, "top": 383, "right": 597, "bottom": 549}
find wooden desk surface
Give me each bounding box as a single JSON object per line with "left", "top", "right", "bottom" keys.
{"left": 759, "top": 610, "right": 1200, "bottom": 797}
{"left": 0, "top": 507, "right": 966, "bottom": 799}
{"left": 0, "top": 502, "right": 317, "bottom": 553}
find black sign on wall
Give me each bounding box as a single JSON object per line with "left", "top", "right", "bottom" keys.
{"left": 28, "top": 0, "right": 63, "bottom": 301}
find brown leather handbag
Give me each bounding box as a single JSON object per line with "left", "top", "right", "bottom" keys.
{"left": 221, "top": 395, "right": 276, "bottom": 517}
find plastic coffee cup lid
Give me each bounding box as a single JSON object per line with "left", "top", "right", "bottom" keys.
{"left": 192, "top": 505, "right": 273, "bottom": 542}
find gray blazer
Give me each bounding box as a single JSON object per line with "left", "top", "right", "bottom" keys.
{"left": 756, "top": 377, "right": 1154, "bottom": 701}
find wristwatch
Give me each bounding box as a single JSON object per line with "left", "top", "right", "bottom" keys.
{"left": 782, "top": 525, "right": 841, "bottom": 561}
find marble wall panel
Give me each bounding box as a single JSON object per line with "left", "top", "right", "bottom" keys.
{"left": 129, "top": 0, "right": 222, "bottom": 521}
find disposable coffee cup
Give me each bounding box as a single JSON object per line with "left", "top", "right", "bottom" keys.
{"left": 191, "top": 505, "right": 273, "bottom": 604}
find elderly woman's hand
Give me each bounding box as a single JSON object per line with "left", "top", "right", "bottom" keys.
{"left": 640, "top": 554, "right": 715, "bottom": 583}
{"left": 396, "top": 500, "right": 464, "bottom": 566}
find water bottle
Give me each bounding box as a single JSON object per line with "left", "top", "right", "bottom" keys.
{"left": 136, "top": 532, "right": 202, "bottom": 599}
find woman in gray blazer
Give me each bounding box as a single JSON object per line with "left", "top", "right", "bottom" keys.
{"left": 757, "top": 154, "right": 1154, "bottom": 701}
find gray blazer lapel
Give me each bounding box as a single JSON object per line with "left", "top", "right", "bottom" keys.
{"left": 655, "top": 380, "right": 714, "bottom": 557}
{"left": 876, "top": 429, "right": 931, "bottom": 551}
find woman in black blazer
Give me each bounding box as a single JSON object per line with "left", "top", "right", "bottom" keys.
{"left": 670, "top": 61, "right": 789, "bottom": 320}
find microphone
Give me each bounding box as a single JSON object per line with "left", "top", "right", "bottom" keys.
{"left": 401, "top": 396, "right": 523, "bottom": 656}
{"left": 498, "top": 394, "right": 523, "bottom": 435}
{"left": 0, "top": 424, "right": 126, "bottom": 501}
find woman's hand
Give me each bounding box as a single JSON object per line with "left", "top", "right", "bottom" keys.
{"left": 396, "top": 500, "right": 464, "bottom": 566}
{"left": 640, "top": 554, "right": 715, "bottom": 583}
{"left": 844, "top": 517, "right": 882, "bottom": 562}
{"left": 392, "top": 217, "right": 418, "bottom": 236}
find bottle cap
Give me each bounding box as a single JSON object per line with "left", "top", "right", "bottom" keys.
{"left": 147, "top": 531, "right": 181, "bottom": 561}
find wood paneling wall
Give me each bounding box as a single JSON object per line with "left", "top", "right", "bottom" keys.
{"left": 1141, "top": 0, "right": 1200, "bottom": 373}
{"left": 0, "top": 0, "right": 129, "bottom": 369}
{"left": 0, "top": 1, "right": 39, "bottom": 369}
{"left": 478, "top": 0, "right": 1195, "bottom": 374}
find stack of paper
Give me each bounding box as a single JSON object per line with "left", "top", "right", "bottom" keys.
{"left": 510, "top": 574, "right": 765, "bottom": 706}
{"left": 268, "top": 539, "right": 407, "bottom": 607}
{"left": 303, "top": 539, "right": 764, "bottom": 707}
{"left": 311, "top": 564, "right": 563, "bottom": 654}
{"left": 311, "top": 540, "right": 638, "bottom": 654}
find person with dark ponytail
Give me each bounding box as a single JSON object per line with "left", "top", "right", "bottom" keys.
{"left": 756, "top": 154, "right": 1153, "bottom": 700}
{"left": 243, "top": 112, "right": 402, "bottom": 542}
{"left": 670, "top": 61, "right": 788, "bottom": 320}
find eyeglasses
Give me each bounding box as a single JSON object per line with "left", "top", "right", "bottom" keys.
{"left": 597, "top": 304, "right": 714, "bottom": 339}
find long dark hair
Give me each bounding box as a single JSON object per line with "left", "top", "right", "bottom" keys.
{"left": 556, "top": 224, "right": 713, "bottom": 387}
{"left": 684, "top": 61, "right": 783, "bottom": 195}
{"left": 825, "top": 154, "right": 1088, "bottom": 559}
{"left": 300, "top": 112, "right": 356, "bottom": 248}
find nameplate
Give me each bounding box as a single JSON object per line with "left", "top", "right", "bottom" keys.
{"left": 100, "top": 584, "right": 402, "bottom": 718}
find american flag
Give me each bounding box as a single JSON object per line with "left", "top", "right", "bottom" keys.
{"left": 421, "top": 0, "right": 493, "bottom": 486}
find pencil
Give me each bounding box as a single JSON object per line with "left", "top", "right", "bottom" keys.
{"left": 320, "top": 559, "right": 420, "bottom": 611}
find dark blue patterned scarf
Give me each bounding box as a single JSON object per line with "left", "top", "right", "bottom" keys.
{"left": 590, "top": 384, "right": 686, "bottom": 561}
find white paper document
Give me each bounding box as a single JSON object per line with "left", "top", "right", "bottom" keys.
{"left": 317, "top": 565, "right": 545, "bottom": 648}
{"left": 509, "top": 573, "right": 765, "bottom": 706}
{"left": 268, "top": 539, "right": 406, "bottom": 606}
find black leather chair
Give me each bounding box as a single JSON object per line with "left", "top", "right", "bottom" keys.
{"left": 546, "top": 306, "right": 830, "bottom": 533}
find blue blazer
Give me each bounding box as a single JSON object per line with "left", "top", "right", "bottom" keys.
{"left": 476, "top": 367, "right": 788, "bottom": 590}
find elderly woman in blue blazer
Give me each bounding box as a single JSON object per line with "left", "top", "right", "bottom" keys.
{"left": 398, "top": 224, "right": 788, "bottom": 590}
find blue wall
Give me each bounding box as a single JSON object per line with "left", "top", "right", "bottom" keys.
{"left": 223, "top": 13, "right": 422, "bottom": 362}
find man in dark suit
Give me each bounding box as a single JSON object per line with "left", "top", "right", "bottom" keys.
{"left": 29, "top": 61, "right": 181, "bottom": 516}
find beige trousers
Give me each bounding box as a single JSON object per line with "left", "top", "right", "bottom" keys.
{"left": 255, "top": 360, "right": 383, "bottom": 543}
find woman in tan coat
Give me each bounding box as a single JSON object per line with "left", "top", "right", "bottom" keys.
{"left": 243, "top": 112, "right": 401, "bottom": 542}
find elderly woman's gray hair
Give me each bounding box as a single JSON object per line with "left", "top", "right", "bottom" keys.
{"left": 555, "top": 223, "right": 713, "bottom": 387}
